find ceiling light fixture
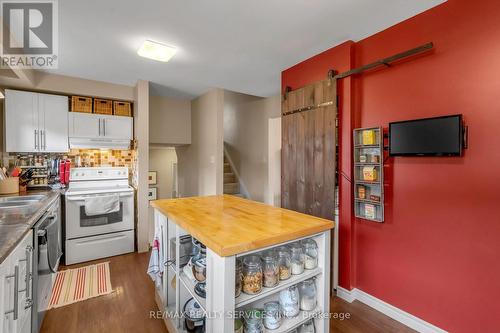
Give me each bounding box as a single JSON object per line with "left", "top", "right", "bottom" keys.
{"left": 137, "top": 40, "right": 177, "bottom": 62}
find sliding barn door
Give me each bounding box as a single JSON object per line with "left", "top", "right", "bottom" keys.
{"left": 281, "top": 79, "right": 337, "bottom": 220}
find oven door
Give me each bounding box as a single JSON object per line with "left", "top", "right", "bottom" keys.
{"left": 65, "top": 191, "right": 134, "bottom": 239}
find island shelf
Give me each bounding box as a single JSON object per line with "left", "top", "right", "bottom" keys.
{"left": 151, "top": 195, "right": 334, "bottom": 333}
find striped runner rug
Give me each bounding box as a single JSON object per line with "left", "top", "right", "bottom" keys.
{"left": 48, "top": 262, "right": 113, "bottom": 309}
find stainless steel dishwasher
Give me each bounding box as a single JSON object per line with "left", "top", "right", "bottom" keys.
{"left": 32, "top": 197, "right": 62, "bottom": 333}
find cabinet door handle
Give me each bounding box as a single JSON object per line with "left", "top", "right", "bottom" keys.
{"left": 25, "top": 245, "right": 33, "bottom": 299}
{"left": 4, "top": 266, "right": 19, "bottom": 320}
{"left": 34, "top": 129, "right": 38, "bottom": 150}
{"left": 103, "top": 119, "right": 106, "bottom": 136}
{"left": 98, "top": 119, "right": 101, "bottom": 136}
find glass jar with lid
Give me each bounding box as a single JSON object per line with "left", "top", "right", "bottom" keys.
{"left": 302, "top": 239, "right": 318, "bottom": 270}
{"left": 244, "top": 309, "right": 264, "bottom": 333}
{"left": 298, "top": 319, "right": 315, "bottom": 333}
{"left": 276, "top": 246, "right": 291, "bottom": 280}
{"left": 242, "top": 255, "right": 263, "bottom": 295}
{"left": 279, "top": 285, "right": 300, "bottom": 317}
{"left": 298, "top": 278, "right": 317, "bottom": 311}
{"left": 263, "top": 301, "right": 282, "bottom": 330}
{"left": 290, "top": 243, "right": 305, "bottom": 275}
{"left": 235, "top": 258, "right": 242, "bottom": 297}
{"left": 261, "top": 250, "right": 279, "bottom": 288}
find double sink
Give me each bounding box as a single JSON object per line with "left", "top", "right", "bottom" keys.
{"left": 0, "top": 194, "right": 47, "bottom": 208}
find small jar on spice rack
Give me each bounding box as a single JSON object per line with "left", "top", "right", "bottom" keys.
{"left": 261, "top": 250, "right": 279, "bottom": 288}
{"left": 242, "top": 255, "right": 263, "bottom": 295}
{"left": 276, "top": 246, "right": 291, "bottom": 280}
{"left": 290, "top": 243, "right": 305, "bottom": 275}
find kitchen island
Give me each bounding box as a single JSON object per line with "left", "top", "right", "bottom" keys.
{"left": 151, "top": 195, "right": 334, "bottom": 333}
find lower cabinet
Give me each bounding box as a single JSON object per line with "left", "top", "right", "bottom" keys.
{"left": 1, "top": 231, "right": 33, "bottom": 333}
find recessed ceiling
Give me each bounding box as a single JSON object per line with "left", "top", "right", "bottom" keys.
{"left": 49, "top": 0, "right": 446, "bottom": 99}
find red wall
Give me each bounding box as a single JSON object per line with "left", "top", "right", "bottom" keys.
{"left": 282, "top": 1, "right": 500, "bottom": 332}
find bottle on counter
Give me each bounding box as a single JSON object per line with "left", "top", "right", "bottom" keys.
{"left": 261, "top": 250, "right": 279, "bottom": 288}
{"left": 290, "top": 243, "right": 305, "bottom": 275}
{"left": 242, "top": 255, "right": 263, "bottom": 295}
{"left": 302, "top": 238, "right": 319, "bottom": 270}
{"left": 277, "top": 246, "right": 291, "bottom": 280}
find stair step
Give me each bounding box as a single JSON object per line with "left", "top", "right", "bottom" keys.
{"left": 224, "top": 182, "right": 240, "bottom": 194}
{"left": 224, "top": 172, "right": 236, "bottom": 183}
{"left": 224, "top": 163, "right": 232, "bottom": 173}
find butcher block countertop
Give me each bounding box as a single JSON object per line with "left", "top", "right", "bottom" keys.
{"left": 151, "top": 195, "right": 334, "bottom": 257}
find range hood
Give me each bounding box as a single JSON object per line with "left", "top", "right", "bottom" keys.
{"left": 69, "top": 138, "right": 131, "bottom": 149}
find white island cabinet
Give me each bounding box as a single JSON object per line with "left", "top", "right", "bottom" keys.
{"left": 1, "top": 231, "right": 33, "bottom": 333}
{"left": 151, "top": 195, "right": 334, "bottom": 333}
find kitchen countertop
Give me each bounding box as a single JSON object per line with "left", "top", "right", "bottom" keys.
{"left": 0, "top": 189, "right": 61, "bottom": 263}
{"left": 151, "top": 195, "right": 335, "bottom": 257}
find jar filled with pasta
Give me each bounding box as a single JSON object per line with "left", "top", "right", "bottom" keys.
{"left": 242, "top": 255, "right": 263, "bottom": 295}
{"left": 277, "top": 246, "right": 291, "bottom": 280}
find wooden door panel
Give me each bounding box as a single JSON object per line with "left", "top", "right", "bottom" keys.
{"left": 282, "top": 79, "right": 336, "bottom": 221}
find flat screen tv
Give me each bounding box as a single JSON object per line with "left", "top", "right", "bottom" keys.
{"left": 389, "top": 115, "right": 463, "bottom": 156}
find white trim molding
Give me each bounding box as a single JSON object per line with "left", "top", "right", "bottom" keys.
{"left": 336, "top": 287, "right": 448, "bottom": 333}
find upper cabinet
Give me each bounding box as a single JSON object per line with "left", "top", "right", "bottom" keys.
{"left": 5, "top": 89, "right": 69, "bottom": 153}
{"left": 68, "top": 112, "right": 132, "bottom": 149}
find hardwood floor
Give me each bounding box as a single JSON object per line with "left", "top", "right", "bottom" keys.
{"left": 40, "top": 252, "right": 167, "bottom": 333}
{"left": 41, "top": 252, "right": 415, "bottom": 333}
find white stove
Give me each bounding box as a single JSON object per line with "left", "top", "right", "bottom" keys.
{"left": 64, "top": 167, "right": 135, "bottom": 264}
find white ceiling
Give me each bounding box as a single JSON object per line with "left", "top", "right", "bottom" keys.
{"left": 50, "top": 0, "right": 446, "bottom": 99}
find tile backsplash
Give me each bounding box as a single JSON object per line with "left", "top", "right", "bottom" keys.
{"left": 3, "top": 149, "right": 134, "bottom": 169}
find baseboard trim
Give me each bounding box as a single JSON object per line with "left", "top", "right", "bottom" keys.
{"left": 336, "top": 287, "right": 447, "bottom": 333}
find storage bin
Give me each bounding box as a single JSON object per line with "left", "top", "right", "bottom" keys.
{"left": 70, "top": 96, "right": 92, "bottom": 113}
{"left": 113, "top": 101, "right": 132, "bottom": 117}
{"left": 93, "top": 98, "right": 113, "bottom": 115}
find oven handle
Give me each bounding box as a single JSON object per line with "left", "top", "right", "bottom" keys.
{"left": 66, "top": 192, "right": 134, "bottom": 201}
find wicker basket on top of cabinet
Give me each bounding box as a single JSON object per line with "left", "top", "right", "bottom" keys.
{"left": 93, "top": 98, "right": 113, "bottom": 115}
{"left": 70, "top": 96, "right": 93, "bottom": 113}
{"left": 113, "top": 101, "right": 132, "bottom": 117}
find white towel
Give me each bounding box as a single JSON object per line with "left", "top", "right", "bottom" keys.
{"left": 84, "top": 194, "right": 120, "bottom": 216}
{"left": 147, "top": 222, "right": 164, "bottom": 285}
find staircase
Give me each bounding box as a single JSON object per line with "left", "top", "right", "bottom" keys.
{"left": 223, "top": 155, "right": 244, "bottom": 197}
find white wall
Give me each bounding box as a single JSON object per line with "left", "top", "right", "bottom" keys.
{"left": 149, "top": 95, "right": 191, "bottom": 146}
{"left": 176, "top": 88, "right": 224, "bottom": 197}
{"left": 134, "top": 80, "right": 150, "bottom": 252}
{"left": 223, "top": 91, "right": 281, "bottom": 203}
{"left": 148, "top": 147, "right": 178, "bottom": 243}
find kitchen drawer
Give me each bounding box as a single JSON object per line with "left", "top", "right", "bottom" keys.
{"left": 65, "top": 230, "right": 134, "bottom": 265}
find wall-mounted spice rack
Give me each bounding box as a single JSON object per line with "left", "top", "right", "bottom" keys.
{"left": 353, "top": 127, "right": 384, "bottom": 222}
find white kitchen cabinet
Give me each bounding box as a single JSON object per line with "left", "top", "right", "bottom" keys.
{"left": 5, "top": 89, "right": 69, "bottom": 153}
{"left": 39, "top": 93, "right": 70, "bottom": 152}
{"left": 68, "top": 112, "right": 100, "bottom": 138}
{"left": 68, "top": 112, "right": 133, "bottom": 149}
{"left": 4, "top": 90, "right": 38, "bottom": 153}
{"left": 1, "top": 231, "right": 33, "bottom": 333}
{"left": 99, "top": 115, "right": 133, "bottom": 140}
